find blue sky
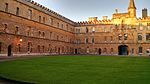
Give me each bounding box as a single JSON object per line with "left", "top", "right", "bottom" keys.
{"left": 34, "top": 0, "right": 150, "bottom": 22}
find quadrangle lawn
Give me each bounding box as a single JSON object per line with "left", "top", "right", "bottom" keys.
{"left": 0, "top": 56, "right": 150, "bottom": 84}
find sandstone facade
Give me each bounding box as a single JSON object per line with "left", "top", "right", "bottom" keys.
{"left": 0, "top": 0, "right": 150, "bottom": 56}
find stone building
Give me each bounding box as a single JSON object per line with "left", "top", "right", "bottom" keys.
{"left": 75, "top": 0, "right": 150, "bottom": 56}
{"left": 0, "top": 0, "right": 76, "bottom": 56}
{"left": 0, "top": 0, "right": 150, "bottom": 56}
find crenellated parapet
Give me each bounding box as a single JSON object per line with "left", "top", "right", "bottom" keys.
{"left": 16, "top": 0, "right": 75, "bottom": 24}
{"left": 77, "top": 20, "right": 112, "bottom": 26}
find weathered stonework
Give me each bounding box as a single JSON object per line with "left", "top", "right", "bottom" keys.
{"left": 0, "top": 0, "right": 150, "bottom": 56}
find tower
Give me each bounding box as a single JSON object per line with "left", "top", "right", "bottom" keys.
{"left": 142, "top": 8, "right": 148, "bottom": 18}
{"left": 128, "top": 0, "right": 136, "bottom": 18}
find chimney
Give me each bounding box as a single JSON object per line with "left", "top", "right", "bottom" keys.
{"left": 103, "top": 16, "right": 108, "bottom": 20}
{"left": 88, "top": 17, "right": 98, "bottom": 22}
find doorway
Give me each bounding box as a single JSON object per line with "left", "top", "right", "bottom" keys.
{"left": 75, "top": 49, "right": 78, "bottom": 54}
{"left": 118, "top": 45, "right": 128, "bottom": 55}
{"left": 99, "top": 48, "right": 101, "bottom": 55}
{"left": 8, "top": 45, "right": 12, "bottom": 56}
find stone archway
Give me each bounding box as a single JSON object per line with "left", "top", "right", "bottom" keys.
{"left": 118, "top": 45, "right": 128, "bottom": 55}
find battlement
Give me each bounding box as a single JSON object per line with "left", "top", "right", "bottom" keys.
{"left": 137, "top": 17, "right": 150, "bottom": 21}
{"left": 77, "top": 19, "right": 112, "bottom": 26}
{"left": 17, "top": 0, "right": 75, "bottom": 24}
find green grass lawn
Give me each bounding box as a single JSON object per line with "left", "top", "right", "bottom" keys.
{"left": 0, "top": 56, "right": 150, "bottom": 84}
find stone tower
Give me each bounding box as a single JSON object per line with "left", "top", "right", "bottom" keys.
{"left": 128, "top": 0, "right": 136, "bottom": 18}
{"left": 142, "top": 8, "right": 148, "bottom": 18}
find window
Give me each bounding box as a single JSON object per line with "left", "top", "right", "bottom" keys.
{"left": 92, "top": 37, "right": 94, "bottom": 44}
{"left": 38, "top": 45, "right": 40, "bottom": 52}
{"left": 39, "top": 16, "right": 41, "bottom": 22}
{"left": 103, "top": 27, "right": 106, "bottom": 32}
{"left": 16, "top": 7, "right": 19, "bottom": 16}
{"left": 57, "top": 23, "right": 59, "bottom": 28}
{"left": 49, "top": 32, "right": 52, "bottom": 39}
{"left": 49, "top": 44, "right": 51, "bottom": 52}
{"left": 42, "top": 46, "right": 45, "bottom": 52}
{"left": 43, "top": 17, "right": 45, "bottom": 23}
{"left": 146, "top": 33, "right": 150, "bottom": 41}
{"left": 42, "top": 32, "right": 45, "bottom": 38}
{"left": 4, "top": 24, "right": 7, "bottom": 32}
{"left": 76, "top": 29, "right": 80, "bottom": 34}
{"left": 28, "top": 42, "right": 30, "bottom": 52}
{"left": 119, "top": 34, "right": 122, "bottom": 40}
{"left": 139, "top": 47, "right": 143, "bottom": 53}
{"left": 66, "top": 24, "right": 68, "bottom": 30}
{"left": 139, "top": 23, "right": 143, "bottom": 30}
{"left": 28, "top": 42, "right": 32, "bottom": 52}
{"left": 39, "top": 31, "right": 41, "bottom": 37}
{"left": 92, "top": 27, "right": 95, "bottom": 33}
{"left": 124, "top": 34, "right": 128, "bottom": 40}
{"left": 138, "top": 34, "right": 142, "bottom": 41}
{"left": 61, "top": 24, "right": 64, "bottom": 28}
{"left": 110, "top": 36, "right": 113, "bottom": 41}
{"left": 86, "top": 27, "right": 88, "bottom": 33}
{"left": 28, "top": 9, "right": 32, "bottom": 19}
{"left": 104, "top": 48, "right": 107, "bottom": 53}
{"left": 104, "top": 36, "right": 107, "bottom": 42}
{"left": 5, "top": 3, "right": 8, "bottom": 12}
{"left": 50, "top": 18, "right": 53, "bottom": 25}
{"left": 15, "top": 26, "right": 19, "bottom": 34}
{"left": 0, "top": 42, "right": 2, "bottom": 53}
{"left": 57, "top": 36, "right": 59, "bottom": 40}
{"left": 131, "top": 48, "right": 134, "bottom": 54}
{"left": 111, "top": 48, "right": 113, "bottom": 53}
{"left": 85, "top": 38, "right": 88, "bottom": 44}
{"left": 27, "top": 27, "right": 31, "bottom": 36}
{"left": 18, "top": 44, "right": 21, "bottom": 52}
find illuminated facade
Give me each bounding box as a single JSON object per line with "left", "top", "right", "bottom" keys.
{"left": 75, "top": 0, "right": 150, "bottom": 56}
{"left": 0, "top": 0, "right": 150, "bottom": 56}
